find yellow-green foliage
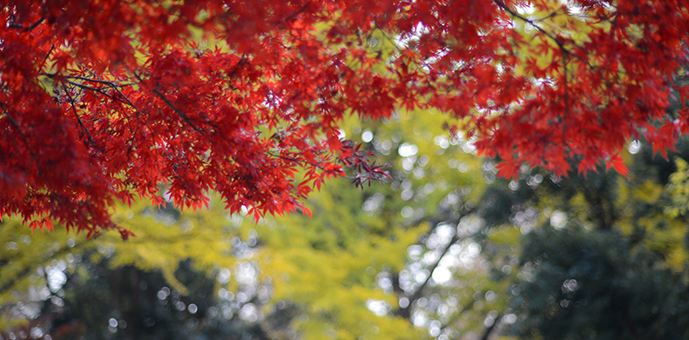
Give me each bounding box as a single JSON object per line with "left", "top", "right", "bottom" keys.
{"left": 239, "top": 109, "right": 486, "bottom": 339}
{"left": 104, "top": 199, "right": 238, "bottom": 293}
{"left": 264, "top": 108, "right": 482, "bottom": 337}
{"left": 251, "top": 178, "right": 426, "bottom": 339}
{"left": 618, "top": 160, "right": 689, "bottom": 271}
{"left": 525, "top": 152, "right": 689, "bottom": 272}
{"left": 666, "top": 157, "right": 689, "bottom": 218}
{"left": 0, "top": 196, "right": 238, "bottom": 329}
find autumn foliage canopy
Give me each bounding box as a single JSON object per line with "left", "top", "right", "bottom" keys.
{"left": 1, "top": 0, "right": 688, "bottom": 236}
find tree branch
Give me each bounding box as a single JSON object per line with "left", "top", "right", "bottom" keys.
{"left": 492, "top": 0, "right": 592, "bottom": 69}
{"left": 278, "top": 1, "right": 313, "bottom": 24}
{"left": 9, "top": 15, "right": 45, "bottom": 32}
{"left": 0, "top": 101, "right": 40, "bottom": 172}
{"left": 480, "top": 313, "right": 502, "bottom": 340}
{"left": 393, "top": 206, "right": 478, "bottom": 318}
{"left": 409, "top": 233, "right": 460, "bottom": 303}
{"left": 62, "top": 85, "right": 98, "bottom": 150}
{"left": 132, "top": 72, "right": 204, "bottom": 134}
{"left": 0, "top": 239, "right": 89, "bottom": 295}
{"left": 40, "top": 44, "right": 55, "bottom": 70}
{"left": 151, "top": 87, "right": 204, "bottom": 134}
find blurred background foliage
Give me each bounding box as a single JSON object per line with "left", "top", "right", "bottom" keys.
{"left": 3, "top": 109, "right": 689, "bottom": 340}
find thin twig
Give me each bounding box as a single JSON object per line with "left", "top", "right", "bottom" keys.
{"left": 62, "top": 85, "right": 98, "bottom": 150}
{"left": 42, "top": 73, "right": 139, "bottom": 107}
{"left": 61, "top": 74, "right": 138, "bottom": 88}
{"left": 40, "top": 44, "right": 55, "bottom": 70}
{"left": 24, "top": 16, "right": 45, "bottom": 31}
{"left": 153, "top": 88, "right": 204, "bottom": 133}
{"left": 492, "top": 0, "right": 593, "bottom": 69}
{"left": 266, "top": 151, "right": 333, "bottom": 173}
{"left": 8, "top": 15, "right": 45, "bottom": 32}
{"left": 133, "top": 72, "right": 204, "bottom": 134}
{"left": 562, "top": 51, "right": 569, "bottom": 147}
{"left": 0, "top": 102, "right": 39, "bottom": 165}
{"left": 59, "top": 78, "right": 112, "bottom": 97}
{"left": 278, "top": 1, "right": 313, "bottom": 25}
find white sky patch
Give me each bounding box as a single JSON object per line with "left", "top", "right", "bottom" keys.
{"left": 461, "top": 139, "right": 477, "bottom": 154}
{"left": 550, "top": 210, "right": 567, "bottom": 229}
{"left": 434, "top": 135, "right": 450, "bottom": 149}
{"left": 362, "top": 130, "right": 373, "bottom": 142}
{"left": 514, "top": 3, "right": 536, "bottom": 15}
{"left": 217, "top": 268, "right": 231, "bottom": 284}
{"left": 628, "top": 140, "right": 641, "bottom": 154}
{"left": 436, "top": 224, "right": 455, "bottom": 240}
{"left": 235, "top": 262, "right": 258, "bottom": 285}
{"left": 431, "top": 266, "right": 452, "bottom": 284}
{"left": 366, "top": 299, "right": 389, "bottom": 317}
{"left": 401, "top": 206, "right": 414, "bottom": 218}
{"left": 47, "top": 267, "right": 67, "bottom": 292}
{"left": 398, "top": 143, "right": 419, "bottom": 157}
{"left": 239, "top": 303, "right": 258, "bottom": 322}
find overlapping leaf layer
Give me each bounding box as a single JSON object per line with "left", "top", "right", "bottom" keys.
{"left": 1, "top": 0, "right": 687, "bottom": 235}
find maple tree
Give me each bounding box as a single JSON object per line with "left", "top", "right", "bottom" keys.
{"left": 1, "top": 0, "right": 688, "bottom": 236}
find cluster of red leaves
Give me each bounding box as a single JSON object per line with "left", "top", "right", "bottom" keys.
{"left": 1, "top": 0, "right": 688, "bottom": 237}
{"left": 479, "top": 0, "right": 689, "bottom": 179}
{"left": 339, "top": 140, "right": 393, "bottom": 189}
